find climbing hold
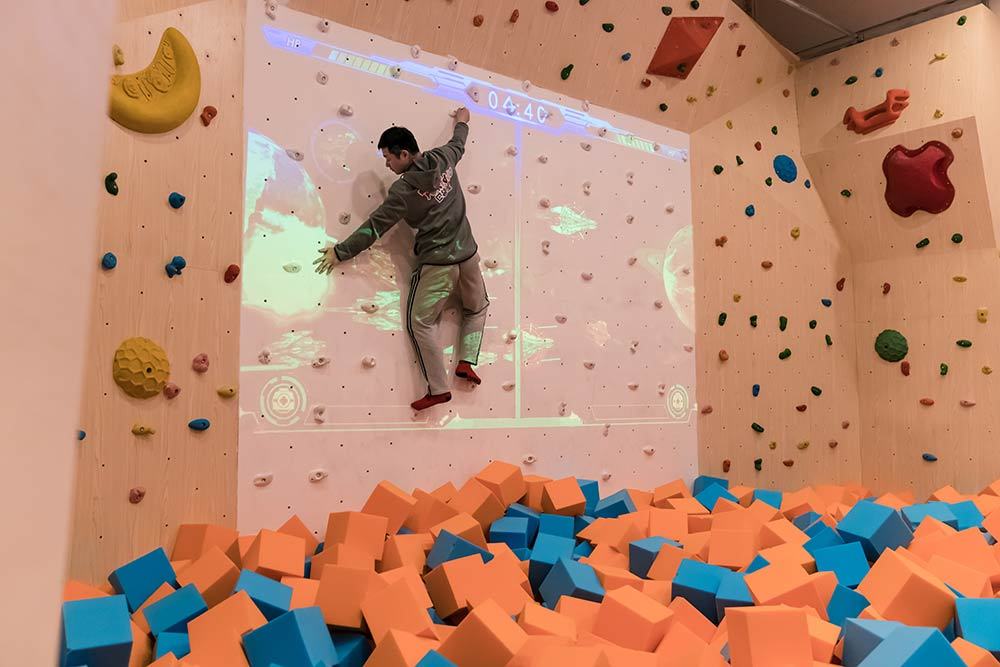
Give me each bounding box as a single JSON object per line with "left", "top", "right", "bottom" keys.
{"left": 840, "top": 189, "right": 852, "bottom": 198}
{"left": 643, "top": 446, "right": 655, "bottom": 456}
{"left": 825, "top": 335, "right": 833, "bottom": 346}
{"left": 983, "top": 366, "right": 993, "bottom": 375}
{"left": 836, "top": 277, "right": 846, "bottom": 291}
{"left": 131, "top": 424, "right": 156, "bottom": 437}
{"left": 628, "top": 256, "right": 638, "bottom": 266}
{"left": 188, "top": 418, "right": 210, "bottom": 431}
{"left": 580, "top": 142, "right": 592, "bottom": 152}
{"left": 582, "top": 182, "right": 592, "bottom": 195}
{"left": 951, "top": 128, "right": 964, "bottom": 139}
{"left": 129, "top": 487, "right": 146, "bottom": 504}
{"left": 657, "top": 383, "right": 667, "bottom": 396}
{"left": 165, "top": 256, "right": 186, "bottom": 278}
{"left": 222, "top": 264, "right": 241, "bottom": 284}
{"left": 168, "top": 192, "right": 186, "bottom": 209}
{"left": 308, "top": 469, "right": 329, "bottom": 483}
{"left": 665, "top": 203, "right": 675, "bottom": 213}
{"left": 105, "top": 172, "right": 119, "bottom": 196}
{"left": 749, "top": 315, "right": 758, "bottom": 328}
{"left": 844, "top": 75, "right": 858, "bottom": 85}
{"left": 258, "top": 349, "right": 271, "bottom": 365}
{"left": 312, "top": 356, "right": 330, "bottom": 368}
{"left": 253, "top": 474, "right": 273, "bottom": 488}
{"left": 101, "top": 252, "right": 118, "bottom": 270}
{"left": 752, "top": 384, "right": 760, "bottom": 397}
{"left": 217, "top": 385, "right": 236, "bottom": 399}
{"left": 901, "top": 361, "right": 911, "bottom": 376}
{"left": 472, "top": 14, "right": 484, "bottom": 27}
{"left": 736, "top": 44, "right": 746, "bottom": 57}
{"left": 797, "top": 441, "right": 810, "bottom": 451}
{"left": 112, "top": 43, "right": 125, "bottom": 67}
{"left": 916, "top": 238, "right": 930, "bottom": 249}
{"left": 875, "top": 67, "right": 884, "bottom": 77}
{"left": 771, "top": 126, "right": 778, "bottom": 135}
{"left": 891, "top": 37, "right": 900, "bottom": 46}
{"left": 581, "top": 272, "right": 593, "bottom": 281}
{"left": 541, "top": 240, "right": 551, "bottom": 254}
{"left": 922, "top": 453, "right": 938, "bottom": 462}
{"left": 920, "top": 398, "right": 934, "bottom": 406}
{"left": 264, "top": 1, "right": 277, "bottom": 19}
{"left": 745, "top": 204, "right": 755, "bottom": 217}
{"left": 200, "top": 106, "right": 217, "bottom": 126}
{"left": 627, "top": 382, "right": 639, "bottom": 391}
{"left": 932, "top": 52, "right": 947, "bottom": 62}
{"left": 782, "top": 460, "right": 794, "bottom": 468}
{"left": 821, "top": 298, "right": 832, "bottom": 307}
{"left": 754, "top": 141, "right": 762, "bottom": 151}
{"left": 192, "top": 353, "right": 209, "bottom": 373}
{"left": 113, "top": 337, "right": 170, "bottom": 399}
{"left": 718, "top": 312, "right": 727, "bottom": 326}
{"left": 809, "top": 386, "right": 822, "bottom": 397}
{"left": 654, "top": 300, "right": 664, "bottom": 309}
{"left": 466, "top": 184, "right": 481, "bottom": 195}
{"left": 539, "top": 198, "right": 551, "bottom": 208}
{"left": 809, "top": 320, "right": 817, "bottom": 329}
{"left": 163, "top": 383, "right": 180, "bottom": 399}
{"left": 447, "top": 57, "right": 459, "bottom": 71}
{"left": 718, "top": 350, "right": 729, "bottom": 362}
{"left": 810, "top": 87, "right": 819, "bottom": 97}
{"left": 714, "top": 236, "right": 727, "bottom": 247}
{"left": 796, "top": 405, "right": 807, "bottom": 413}
{"left": 957, "top": 339, "right": 972, "bottom": 348}
{"left": 940, "top": 363, "right": 949, "bottom": 376}
{"left": 778, "top": 348, "right": 791, "bottom": 360}
{"left": 874, "top": 330, "right": 908, "bottom": 362}
{"left": 621, "top": 53, "right": 631, "bottom": 61}
{"left": 499, "top": 381, "right": 515, "bottom": 392}
{"left": 883, "top": 140, "right": 955, "bottom": 217}
{"left": 761, "top": 261, "right": 773, "bottom": 270}
{"left": 977, "top": 308, "right": 988, "bottom": 323}
{"left": 545, "top": 0, "right": 559, "bottom": 10}
{"left": 647, "top": 16, "right": 723, "bottom": 80}
{"left": 843, "top": 89, "right": 910, "bottom": 134}
{"left": 361, "top": 356, "right": 377, "bottom": 369}
{"left": 954, "top": 276, "right": 968, "bottom": 283}
{"left": 768, "top": 442, "right": 777, "bottom": 450}
{"left": 754, "top": 458, "right": 763, "bottom": 471}
{"left": 641, "top": 78, "right": 652, "bottom": 88}
{"left": 782, "top": 88, "right": 790, "bottom": 97}
{"left": 317, "top": 19, "right": 330, "bottom": 32}
{"left": 721, "top": 459, "right": 731, "bottom": 473}
{"left": 661, "top": 5, "right": 672, "bottom": 15}
{"left": 509, "top": 9, "right": 520, "bottom": 22}
{"left": 773, "top": 155, "right": 798, "bottom": 183}
{"left": 316, "top": 71, "right": 329, "bottom": 85}
{"left": 790, "top": 227, "right": 800, "bottom": 239}
{"left": 286, "top": 149, "right": 305, "bottom": 162}
{"left": 751, "top": 422, "right": 764, "bottom": 433}
{"left": 713, "top": 165, "right": 724, "bottom": 175}
{"left": 410, "top": 44, "right": 421, "bottom": 58}
{"left": 764, "top": 177, "right": 773, "bottom": 187}
{"left": 560, "top": 64, "right": 574, "bottom": 80}
{"left": 602, "top": 23, "right": 615, "bottom": 32}
{"left": 829, "top": 440, "right": 838, "bottom": 449}
{"left": 706, "top": 85, "right": 717, "bottom": 97}
{"left": 733, "top": 294, "right": 741, "bottom": 303}
{"left": 108, "top": 28, "right": 200, "bottom": 134}
{"left": 756, "top": 77, "right": 763, "bottom": 85}
{"left": 736, "top": 156, "right": 743, "bottom": 167}
{"left": 77, "top": 430, "right": 86, "bottom": 441}
{"left": 658, "top": 103, "right": 668, "bottom": 112}
{"left": 779, "top": 316, "right": 787, "bottom": 331}
{"left": 882, "top": 282, "right": 891, "bottom": 295}
{"left": 958, "top": 15, "right": 967, "bottom": 25}
{"left": 282, "top": 263, "right": 301, "bottom": 274}
{"left": 505, "top": 145, "right": 518, "bottom": 157}
{"left": 960, "top": 399, "right": 976, "bottom": 407}
{"left": 554, "top": 314, "right": 567, "bottom": 324}
{"left": 338, "top": 104, "right": 354, "bottom": 117}
{"left": 933, "top": 109, "right": 943, "bottom": 119}
{"left": 951, "top": 233, "right": 963, "bottom": 243}
{"left": 690, "top": 0, "right": 700, "bottom": 7}
{"left": 804, "top": 180, "right": 811, "bottom": 189}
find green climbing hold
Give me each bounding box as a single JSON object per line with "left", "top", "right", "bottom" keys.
{"left": 765, "top": 177, "right": 773, "bottom": 187}
{"left": 659, "top": 103, "right": 669, "bottom": 112}
{"left": 751, "top": 422, "right": 764, "bottom": 433}
{"left": 940, "top": 363, "right": 949, "bottom": 375}
{"left": 811, "top": 386, "right": 822, "bottom": 396}
{"left": 661, "top": 5, "right": 672, "bottom": 15}
{"left": 951, "top": 233, "right": 963, "bottom": 244}
{"left": 736, "top": 155, "right": 744, "bottom": 166}
{"left": 754, "top": 458, "right": 762, "bottom": 471}
{"left": 916, "top": 238, "right": 930, "bottom": 248}
{"left": 779, "top": 316, "right": 788, "bottom": 331}
{"left": 840, "top": 189, "right": 852, "bottom": 198}
{"left": 560, "top": 64, "right": 574, "bottom": 80}
{"left": 825, "top": 334, "right": 833, "bottom": 346}
{"left": 874, "top": 329, "right": 908, "bottom": 362}
{"left": 105, "top": 172, "right": 119, "bottom": 196}
{"left": 810, "top": 87, "right": 819, "bottom": 97}
{"left": 718, "top": 312, "right": 727, "bottom": 326}
{"left": 958, "top": 15, "right": 967, "bottom": 25}
{"left": 749, "top": 315, "right": 758, "bottom": 328}
{"left": 957, "top": 339, "right": 973, "bottom": 348}
{"left": 580, "top": 0, "right": 590, "bottom": 4}
{"left": 690, "top": 0, "right": 700, "bottom": 8}
{"left": 714, "top": 165, "right": 724, "bottom": 175}
{"left": 808, "top": 320, "right": 817, "bottom": 329}
{"left": 845, "top": 75, "right": 858, "bottom": 85}
{"left": 771, "top": 126, "right": 778, "bottom": 135}
{"left": 602, "top": 23, "right": 615, "bottom": 32}
{"left": 779, "top": 348, "right": 791, "bottom": 360}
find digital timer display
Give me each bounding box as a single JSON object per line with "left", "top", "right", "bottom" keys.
{"left": 482, "top": 88, "right": 555, "bottom": 127}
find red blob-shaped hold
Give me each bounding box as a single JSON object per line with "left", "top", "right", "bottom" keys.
{"left": 715, "top": 235, "right": 728, "bottom": 247}
{"left": 795, "top": 404, "right": 807, "bottom": 412}
{"left": 473, "top": 14, "right": 484, "bottom": 26}
{"left": 647, "top": 17, "right": 724, "bottom": 80}
{"left": 722, "top": 459, "right": 731, "bottom": 473}
{"left": 754, "top": 141, "right": 762, "bottom": 151}
{"left": 883, "top": 140, "right": 955, "bottom": 217}
{"left": 509, "top": 9, "right": 519, "bottom": 22}
{"left": 545, "top": 1, "right": 559, "bottom": 11}
{"left": 882, "top": 282, "right": 891, "bottom": 295}
{"left": 836, "top": 277, "right": 846, "bottom": 291}
{"left": 901, "top": 360, "right": 911, "bottom": 376}
{"left": 736, "top": 44, "right": 746, "bottom": 57}
{"left": 225, "top": 263, "right": 241, "bottom": 283}
{"left": 200, "top": 106, "right": 218, "bottom": 126}
{"left": 843, "top": 89, "right": 909, "bottom": 135}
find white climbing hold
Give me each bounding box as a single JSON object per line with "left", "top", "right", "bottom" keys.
{"left": 467, "top": 184, "right": 481, "bottom": 194}
{"left": 541, "top": 240, "right": 551, "bottom": 254}
{"left": 502, "top": 381, "right": 515, "bottom": 391}
{"left": 447, "top": 56, "right": 459, "bottom": 71}
{"left": 654, "top": 300, "right": 664, "bottom": 309}
{"left": 258, "top": 349, "right": 271, "bottom": 365}
{"left": 264, "top": 1, "right": 277, "bottom": 20}
{"left": 554, "top": 314, "right": 567, "bottom": 324}
{"left": 582, "top": 99, "right": 591, "bottom": 111}
{"left": 626, "top": 215, "right": 635, "bottom": 224}
{"left": 559, "top": 402, "right": 568, "bottom": 416}
{"left": 522, "top": 80, "right": 531, "bottom": 91}
{"left": 539, "top": 198, "right": 552, "bottom": 208}
{"left": 627, "top": 382, "right": 639, "bottom": 390}
{"left": 603, "top": 424, "right": 610, "bottom": 437}
{"left": 626, "top": 172, "right": 635, "bottom": 185}
{"left": 338, "top": 104, "right": 354, "bottom": 116}
{"left": 504, "top": 329, "right": 518, "bottom": 343}
{"left": 361, "top": 356, "right": 377, "bottom": 369}
{"left": 308, "top": 469, "right": 328, "bottom": 483}
{"left": 628, "top": 256, "right": 638, "bottom": 266}
{"left": 312, "top": 356, "right": 330, "bottom": 368}
{"left": 522, "top": 454, "right": 536, "bottom": 464}
{"left": 506, "top": 145, "right": 518, "bottom": 156}
{"left": 312, "top": 405, "right": 326, "bottom": 423}
{"left": 583, "top": 182, "right": 592, "bottom": 195}
{"left": 665, "top": 203, "right": 675, "bottom": 213}
{"left": 683, "top": 344, "right": 694, "bottom": 352}
{"left": 642, "top": 446, "right": 655, "bottom": 455}
{"left": 597, "top": 127, "right": 608, "bottom": 137}
{"left": 253, "top": 473, "right": 273, "bottom": 487}
{"left": 580, "top": 142, "right": 592, "bottom": 152}
{"left": 601, "top": 471, "right": 612, "bottom": 481}
{"left": 483, "top": 258, "right": 499, "bottom": 269}
{"left": 283, "top": 263, "right": 301, "bottom": 273}
{"left": 583, "top": 361, "right": 595, "bottom": 370}
{"left": 410, "top": 44, "right": 421, "bottom": 58}
{"left": 389, "top": 66, "right": 401, "bottom": 79}
{"left": 286, "top": 149, "right": 304, "bottom": 161}
{"left": 680, "top": 150, "right": 689, "bottom": 162}
{"left": 653, "top": 143, "right": 662, "bottom": 153}
{"left": 657, "top": 383, "right": 667, "bottom": 395}
{"left": 317, "top": 19, "right": 330, "bottom": 32}
{"left": 581, "top": 272, "right": 593, "bottom": 281}
{"left": 538, "top": 155, "right": 549, "bottom": 164}
{"left": 316, "top": 71, "right": 328, "bottom": 85}
{"left": 466, "top": 85, "right": 481, "bottom": 104}
{"left": 960, "top": 399, "right": 976, "bottom": 407}
{"left": 339, "top": 211, "right": 352, "bottom": 225}
{"left": 360, "top": 302, "right": 379, "bottom": 314}
{"left": 629, "top": 340, "right": 639, "bottom": 354}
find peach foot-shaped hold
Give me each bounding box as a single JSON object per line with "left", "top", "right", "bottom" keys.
{"left": 843, "top": 89, "right": 909, "bottom": 134}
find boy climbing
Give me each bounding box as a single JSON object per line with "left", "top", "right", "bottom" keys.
{"left": 314, "top": 107, "right": 490, "bottom": 411}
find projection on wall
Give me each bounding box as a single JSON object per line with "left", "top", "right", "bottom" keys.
{"left": 239, "top": 3, "right": 697, "bottom": 522}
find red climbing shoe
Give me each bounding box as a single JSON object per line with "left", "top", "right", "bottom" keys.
{"left": 455, "top": 361, "right": 482, "bottom": 385}
{"left": 411, "top": 392, "right": 452, "bottom": 411}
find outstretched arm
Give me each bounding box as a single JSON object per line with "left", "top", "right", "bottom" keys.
{"left": 314, "top": 183, "right": 408, "bottom": 273}
{"left": 434, "top": 107, "right": 470, "bottom": 164}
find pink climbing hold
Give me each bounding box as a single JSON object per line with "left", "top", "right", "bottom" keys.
{"left": 192, "top": 353, "right": 209, "bottom": 373}
{"left": 163, "top": 383, "right": 180, "bottom": 399}
{"left": 129, "top": 487, "right": 146, "bottom": 504}
{"left": 882, "top": 140, "right": 956, "bottom": 217}
{"left": 224, "top": 264, "right": 240, "bottom": 283}
{"left": 718, "top": 350, "right": 729, "bottom": 361}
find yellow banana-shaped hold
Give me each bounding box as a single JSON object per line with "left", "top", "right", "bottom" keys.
{"left": 132, "top": 423, "right": 156, "bottom": 436}
{"left": 109, "top": 27, "right": 200, "bottom": 133}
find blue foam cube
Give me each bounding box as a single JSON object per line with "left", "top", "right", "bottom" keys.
{"left": 694, "top": 484, "right": 738, "bottom": 512}
{"left": 304, "top": 555, "right": 312, "bottom": 579}
{"left": 234, "top": 569, "right": 293, "bottom": 621}
{"left": 955, "top": 598, "right": 1000, "bottom": 657}
{"left": 331, "top": 632, "right": 372, "bottom": 667}
{"left": 827, "top": 584, "right": 869, "bottom": 627}
{"left": 715, "top": 571, "right": 753, "bottom": 621}
{"left": 505, "top": 504, "right": 540, "bottom": 547}
{"left": 528, "top": 534, "right": 575, "bottom": 593}
{"left": 857, "top": 626, "right": 963, "bottom": 667}
{"left": 805, "top": 520, "right": 834, "bottom": 537}
{"left": 60, "top": 595, "right": 132, "bottom": 667}
{"left": 108, "top": 547, "right": 177, "bottom": 611}
{"left": 838, "top": 500, "right": 913, "bottom": 560}
{"left": 572, "top": 541, "right": 593, "bottom": 560}
{"left": 539, "top": 556, "right": 605, "bottom": 607}
{"left": 901, "top": 502, "right": 958, "bottom": 530}
{"left": 948, "top": 501, "right": 984, "bottom": 531}
{"left": 745, "top": 554, "right": 770, "bottom": 574}
{"left": 244, "top": 606, "right": 339, "bottom": 667}
{"left": 155, "top": 632, "right": 190, "bottom": 659}
{"left": 574, "top": 515, "right": 595, "bottom": 536}
{"left": 538, "top": 514, "right": 575, "bottom": 539}
{"left": 628, "top": 536, "right": 680, "bottom": 579}
{"left": 814, "top": 541, "right": 870, "bottom": 588}
{"left": 843, "top": 618, "right": 903, "bottom": 666}
{"left": 692, "top": 475, "right": 729, "bottom": 496}
{"left": 803, "top": 524, "right": 846, "bottom": 556}
{"left": 416, "top": 650, "right": 459, "bottom": 666}
{"left": 426, "top": 530, "right": 493, "bottom": 569}
{"left": 489, "top": 517, "right": 531, "bottom": 550}
{"left": 577, "top": 479, "right": 600, "bottom": 516}
{"left": 593, "top": 490, "right": 637, "bottom": 519}
{"left": 752, "top": 489, "right": 782, "bottom": 509}
{"left": 513, "top": 547, "right": 531, "bottom": 561}
{"left": 143, "top": 583, "right": 207, "bottom": 636}
{"left": 671, "top": 559, "right": 729, "bottom": 624}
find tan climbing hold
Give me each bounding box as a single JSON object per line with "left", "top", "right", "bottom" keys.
{"left": 665, "top": 204, "right": 675, "bottom": 214}
{"left": 539, "top": 198, "right": 552, "bottom": 208}
{"left": 790, "top": 227, "right": 800, "bottom": 239}
{"left": 755, "top": 77, "right": 763, "bottom": 84}
{"left": 217, "top": 385, "right": 237, "bottom": 398}
{"left": 559, "top": 402, "right": 568, "bottom": 416}
{"left": 725, "top": 120, "right": 733, "bottom": 129}
{"left": 920, "top": 398, "right": 935, "bottom": 406}
{"left": 932, "top": 52, "right": 947, "bottom": 61}
{"left": 312, "top": 356, "right": 331, "bottom": 368}
{"left": 601, "top": 471, "right": 612, "bottom": 481}
{"left": 769, "top": 442, "right": 777, "bottom": 450}
{"left": 467, "top": 184, "right": 482, "bottom": 194}
{"left": 132, "top": 424, "right": 156, "bottom": 437}
{"left": 410, "top": 44, "right": 421, "bottom": 58}
{"left": 504, "top": 330, "right": 518, "bottom": 343}
{"left": 555, "top": 314, "right": 567, "bottom": 324}
{"left": 541, "top": 240, "right": 551, "bottom": 254}
{"left": 483, "top": 258, "right": 499, "bottom": 269}
{"left": 317, "top": 19, "right": 330, "bottom": 32}
{"left": 654, "top": 300, "right": 664, "bottom": 309}
{"left": 952, "top": 128, "right": 964, "bottom": 139}
{"left": 580, "top": 142, "right": 592, "bottom": 152}
{"left": 312, "top": 405, "right": 326, "bottom": 423}
{"left": 582, "top": 182, "right": 592, "bottom": 195}
{"left": 683, "top": 344, "right": 694, "bottom": 352}
{"left": 960, "top": 399, "right": 976, "bottom": 407}
{"left": 316, "top": 71, "right": 329, "bottom": 85}
{"left": 642, "top": 446, "right": 655, "bottom": 455}
{"left": 657, "top": 383, "right": 667, "bottom": 395}
{"left": 522, "top": 454, "right": 536, "bottom": 464}
{"left": 339, "top": 212, "right": 352, "bottom": 225}
{"left": 933, "top": 110, "right": 943, "bottom": 119}
{"left": 628, "top": 257, "right": 638, "bottom": 266}
{"left": 308, "top": 469, "right": 328, "bottom": 483}
{"left": 954, "top": 275, "right": 967, "bottom": 282}
{"left": 113, "top": 44, "right": 125, "bottom": 67}
{"left": 627, "top": 382, "right": 639, "bottom": 390}
{"left": 258, "top": 350, "right": 271, "bottom": 365}
{"left": 983, "top": 366, "right": 993, "bottom": 375}
{"left": 538, "top": 154, "right": 548, "bottom": 163}
{"left": 797, "top": 441, "right": 809, "bottom": 450}
{"left": 977, "top": 308, "right": 988, "bottom": 323}
{"left": 253, "top": 474, "right": 273, "bottom": 487}
{"left": 686, "top": 96, "right": 697, "bottom": 104}
{"left": 828, "top": 440, "right": 838, "bottom": 449}
{"left": 581, "top": 272, "right": 593, "bottom": 281}
{"left": 502, "top": 381, "right": 515, "bottom": 391}
{"left": 733, "top": 294, "right": 741, "bottom": 303}
{"left": 583, "top": 361, "right": 596, "bottom": 370}
{"left": 361, "top": 356, "right": 377, "bottom": 369}
{"left": 506, "top": 145, "right": 518, "bottom": 156}
{"left": 842, "top": 420, "right": 850, "bottom": 429}
{"left": 339, "top": 104, "right": 354, "bottom": 116}
{"left": 192, "top": 353, "right": 209, "bottom": 373}
{"left": 163, "top": 383, "right": 180, "bottom": 399}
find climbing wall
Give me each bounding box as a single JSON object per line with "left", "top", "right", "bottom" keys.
{"left": 690, "top": 50, "right": 862, "bottom": 489}
{"left": 70, "top": 0, "right": 245, "bottom": 582}
{"left": 798, "top": 5, "right": 1000, "bottom": 497}
{"left": 238, "top": 2, "right": 697, "bottom": 533}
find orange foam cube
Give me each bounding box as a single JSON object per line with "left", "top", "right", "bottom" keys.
{"left": 467, "top": 558, "right": 534, "bottom": 615}
{"left": 856, "top": 547, "right": 956, "bottom": 629}
{"left": 315, "top": 564, "right": 388, "bottom": 630}
{"left": 652, "top": 479, "right": 691, "bottom": 507}
{"left": 760, "top": 518, "right": 809, "bottom": 548}
{"left": 591, "top": 564, "right": 643, "bottom": 592}
{"left": 366, "top": 629, "right": 440, "bottom": 667}
{"left": 951, "top": 637, "right": 1000, "bottom": 667}
{"left": 148, "top": 654, "right": 179, "bottom": 667}
{"left": 362, "top": 577, "right": 436, "bottom": 643}
{"left": 642, "top": 579, "right": 672, "bottom": 606}
{"left": 63, "top": 580, "right": 110, "bottom": 601}
{"left": 430, "top": 481, "right": 458, "bottom": 503}
{"left": 669, "top": 596, "right": 715, "bottom": 643}
{"left": 430, "top": 512, "right": 487, "bottom": 549}
{"left": 930, "top": 485, "right": 965, "bottom": 503}
{"left": 226, "top": 535, "right": 254, "bottom": 568}
{"left": 277, "top": 515, "right": 319, "bottom": 558}
{"left": 280, "top": 576, "right": 320, "bottom": 609}
{"left": 745, "top": 563, "right": 826, "bottom": 617}
{"left": 423, "top": 555, "right": 484, "bottom": 619}
{"left": 689, "top": 515, "right": 714, "bottom": 534}
{"left": 727, "top": 605, "right": 814, "bottom": 667}
{"left": 805, "top": 612, "right": 839, "bottom": 663}
{"left": 450, "top": 478, "right": 507, "bottom": 531}
{"left": 176, "top": 545, "right": 240, "bottom": 607}
{"left": 684, "top": 531, "right": 712, "bottom": 560}
{"left": 613, "top": 523, "right": 646, "bottom": 555}
{"left": 518, "top": 601, "right": 578, "bottom": 640}
{"left": 668, "top": 497, "right": 710, "bottom": 515}
{"left": 780, "top": 489, "right": 826, "bottom": 520}
{"left": 556, "top": 596, "right": 601, "bottom": 635}
{"left": 243, "top": 529, "right": 305, "bottom": 580}
{"left": 647, "top": 543, "right": 687, "bottom": 581}
{"left": 757, "top": 542, "right": 815, "bottom": 572}
{"left": 363, "top": 480, "right": 419, "bottom": 536}
{"left": 129, "top": 619, "right": 151, "bottom": 667}
{"left": 648, "top": 508, "right": 689, "bottom": 542}
{"left": 324, "top": 511, "right": 389, "bottom": 560}
{"left": 506, "top": 635, "right": 577, "bottom": 667}
{"left": 541, "top": 477, "right": 587, "bottom": 516}
{"left": 626, "top": 488, "right": 654, "bottom": 508}
{"left": 171, "top": 524, "right": 239, "bottom": 562}
{"left": 523, "top": 475, "right": 552, "bottom": 512}
{"left": 729, "top": 485, "right": 754, "bottom": 506}
{"left": 438, "top": 599, "right": 528, "bottom": 667}
{"left": 187, "top": 590, "right": 266, "bottom": 667}
{"left": 707, "top": 529, "right": 759, "bottom": 570}
{"left": 380, "top": 566, "right": 434, "bottom": 609}
{"left": 654, "top": 621, "right": 710, "bottom": 663}
{"left": 475, "top": 460, "right": 527, "bottom": 506}
{"left": 746, "top": 499, "right": 782, "bottom": 525}
{"left": 380, "top": 533, "right": 433, "bottom": 573}
{"left": 592, "top": 585, "right": 674, "bottom": 651}
{"left": 404, "top": 490, "right": 460, "bottom": 534}
{"left": 310, "top": 543, "right": 375, "bottom": 580}
{"left": 926, "top": 554, "right": 992, "bottom": 597}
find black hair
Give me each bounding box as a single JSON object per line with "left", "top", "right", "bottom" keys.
{"left": 378, "top": 126, "right": 419, "bottom": 157}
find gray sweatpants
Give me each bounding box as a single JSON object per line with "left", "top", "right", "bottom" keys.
{"left": 406, "top": 253, "right": 490, "bottom": 395}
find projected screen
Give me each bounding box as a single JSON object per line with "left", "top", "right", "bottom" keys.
{"left": 239, "top": 8, "right": 695, "bottom": 439}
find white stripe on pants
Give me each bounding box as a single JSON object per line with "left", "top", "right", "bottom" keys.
{"left": 406, "top": 253, "right": 490, "bottom": 395}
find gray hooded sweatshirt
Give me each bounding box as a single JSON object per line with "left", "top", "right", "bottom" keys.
{"left": 333, "top": 122, "right": 477, "bottom": 267}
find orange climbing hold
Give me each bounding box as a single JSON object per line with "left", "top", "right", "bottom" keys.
{"left": 843, "top": 89, "right": 910, "bottom": 134}
{"left": 647, "top": 17, "right": 724, "bottom": 80}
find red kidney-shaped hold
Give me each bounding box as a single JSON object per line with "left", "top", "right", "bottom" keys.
{"left": 883, "top": 140, "right": 955, "bottom": 217}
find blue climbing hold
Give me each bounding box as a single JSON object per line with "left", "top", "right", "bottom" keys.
{"left": 773, "top": 155, "right": 798, "bottom": 183}
{"left": 875, "top": 67, "right": 884, "bottom": 77}
{"left": 101, "top": 252, "right": 117, "bottom": 270}
{"left": 821, "top": 298, "right": 832, "bottom": 307}
{"left": 922, "top": 453, "right": 938, "bottom": 462}
{"left": 752, "top": 384, "right": 760, "bottom": 397}
{"left": 171, "top": 256, "right": 186, "bottom": 270}
{"left": 804, "top": 179, "right": 811, "bottom": 189}
{"left": 77, "top": 430, "right": 86, "bottom": 441}
{"left": 745, "top": 204, "right": 755, "bottom": 217}
{"left": 188, "top": 418, "right": 211, "bottom": 431}
{"left": 621, "top": 52, "right": 632, "bottom": 61}
{"left": 165, "top": 256, "right": 187, "bottom": 278}
{"left": 168, "top": 192, "right": 186, "bottom": 209}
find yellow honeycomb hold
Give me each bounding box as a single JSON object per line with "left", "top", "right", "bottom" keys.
{"left": 113, "top": 337, "right": 170, "bottom": 399}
